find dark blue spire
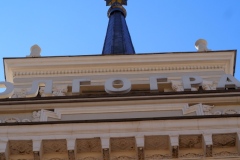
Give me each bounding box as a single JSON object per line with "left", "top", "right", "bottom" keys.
{"left": 102, "top": 2, "right": 135, "bottom": 55}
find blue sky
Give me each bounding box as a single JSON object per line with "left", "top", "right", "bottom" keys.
{"left": 0, "top": 0, "right": 239, "bottom": 84}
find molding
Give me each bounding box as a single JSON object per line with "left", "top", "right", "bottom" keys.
{"left": 0, "top": 118, "right": 240, "bottom": 140}
{"left": 39, "top": 103, "right": 215, "bottom": 121}
{"left": 4, "top": 51, "right": 235, "bottom": 83}
{"left": 0, "top": 92, "right": 240, "bottom": 112}
{"left": 54, "top": 103, "right": 188, "bottom": 116}
{"left": 40, "top": 103, "right": 189, "bottom": 121}
{"left": 12, "top": 64, "right": 225, "bottom": 78}
{"left": 40, "top": 110, "right": 58, "bottom": 121}
{"left": 182, "top": 104, "right": 214, "bottom": 115}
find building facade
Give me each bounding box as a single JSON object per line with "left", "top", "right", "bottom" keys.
{"left": 0, "top": 0, "right": 240, "bottom": 160}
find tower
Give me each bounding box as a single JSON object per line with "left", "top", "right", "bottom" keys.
{"left": 0, "top": 1, "right": 239, "bottom": 160}
{"left": 102, "top": 0, "right": 135, "bottom": 55}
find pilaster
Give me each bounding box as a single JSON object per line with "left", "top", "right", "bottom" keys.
{"left": 170, "top": 135, "right": 179, "bottom": 158}
{"left": 33, "top": 139, "right": 42, "bottom": 160}
{"left": 203, "top": 134, "right": 213, "bottom": 157}
{"left": 0, "top": 139, "right": 7, "bottom": 154}
{"left": 0, "top": 139, "right": 6, "bottom": 160}
{"left": 67, "top": 139, "right": 76, "bottom": 160}
{"left": 33, "top": 151, "right": 40, "bottom": 160}
{"left": 136, "top": 136, "right": 144, "bottom": 160}
{"left": 101, "top": 137, "right": 110, "bottom": 160}
{"left": 137, "top": 147, "right": 144, "bottom": 160}
{"left": 103, "top": 149, "right": 110, "bottom": 160}
{"left": 68, "top": 150, "right": 75, "bottom": 160}
{"left": 237, "top": 132, "right": 240, "bottom": 155}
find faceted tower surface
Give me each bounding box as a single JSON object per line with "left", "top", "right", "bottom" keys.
{"left": 102, "top": 1, "right": 135, "bottom": 55}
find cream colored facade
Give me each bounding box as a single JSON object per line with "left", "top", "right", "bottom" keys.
{"left": 1, "top": 50, "right": 240, "bottom": 160}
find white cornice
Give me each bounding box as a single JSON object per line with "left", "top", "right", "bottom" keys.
{"left": 0, "top": 92, "right": 239, "bottom": 111}
{"left": 4, "top": 51, "right": 236, "bottom": 83}
{"left": 0, "top": 117, "right": 239, "bottom": 139}
{"left": 12, "top": 64, "right": 225, "bottom": 78}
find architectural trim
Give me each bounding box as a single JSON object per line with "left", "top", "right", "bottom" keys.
{"left": 38, "top": 103, "right": 216, "bottom": 121}
{"left": 0, "top": 118, "right": 240, "bottom": 140}
{"left": 4, "top": 51, "right": 235, "bottom": 82}
{"left": 13, "top": 64, "right": 225, "bottom": 78}
{"left": 0, "top": 91, "right": 240, "bottom": 112}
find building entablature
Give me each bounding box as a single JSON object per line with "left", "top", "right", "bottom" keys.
{"left": 0, "top": 118, "right": 240, "bottom": 159}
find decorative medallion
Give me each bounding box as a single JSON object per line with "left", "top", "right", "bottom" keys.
{"left": 76, "top": 138, "right": 102, "bottom": 153}
{"left": 11, "top": 88, "right": 28, "bottom": 98}
{"left": 3, "top": 117, "right": 20, "bottom": 123}
{"left": 42, "top": 140, "right": 67, "bottom": 154}
{"left": 202, "top": 80, "right": 217, "bottom": 90}
{"left": 110, "top": 137, "right": 135, "bottom": 152}
{"left": 32, "top": 111, "right": 41, "bottom": 122}
{"left": 213, "top": 133, "right": 236, "bottom": 147}
{"left": 145, "top": 136, "right": 169, "bottom": 150}
{"left": 223, "top": 109, "right": 239, "bottom": 115}
{"left": 9, "top": 140, "right": 33, "bottom": 155}
{"left": 179, "top": 135, "right": 202, "bottom": 149}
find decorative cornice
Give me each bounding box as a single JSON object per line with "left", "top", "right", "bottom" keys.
{"left": 1, "top": 92, "right": 240, "bottom": 112}
{"left": 4, "top": 51, "right": 235, "bottom": 83}
{"left": 1, "top": 118, "right": 240, "bottom": 135}
{"left": 13, "top": 64, "right": 225, "bottom": 77}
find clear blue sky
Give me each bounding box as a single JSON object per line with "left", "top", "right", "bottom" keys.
{"left": 0, "top": 0, "right": 239, "bottom": 83}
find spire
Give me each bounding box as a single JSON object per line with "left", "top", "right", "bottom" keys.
{"left": 102, "top": 0, "right": 135, "bottom": 55}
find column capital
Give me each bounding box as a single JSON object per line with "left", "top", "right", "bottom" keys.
{"left": 135, "top": 136, "right": 144, "bottom": 147}
{"left": 170, "top": 135, "right": 179, "bottom": 146}
{"left": 101, "top": 137, "right": 110, "bottom": 149}
{"left": 32, "top": 139, "right": 42, "bottom": 152}
{"left": 203, "top": 134, "right": 213, "bottom": 146}
{"left": 0, "top": 138, "right": 8, "bottom": 153}
{"left": 66, "top": 138, "right": 76, "bottom": 151}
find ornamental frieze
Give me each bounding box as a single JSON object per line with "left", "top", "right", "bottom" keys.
{"left": 179, "top": 135, "right": 202, "bottom": 149}
{"left": 1, "top": 134, "right": 240, "bottom": 159}
{"left": 145, "top": 135, "right": 169, "bottom": 150}
{"left": 76, "top": 138, "right": 102, "bottom": 153}
{"left": 110, "top": 137, "right": 136, "bottom": 152}
{"left": 2, "top": 105, "right": 240, "bottom": 124}
{"left": 213, "top": 133, "right": 236, "bottom": 147}
{"left": 42, "top": 140, "right": 67, "bottom": 154}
